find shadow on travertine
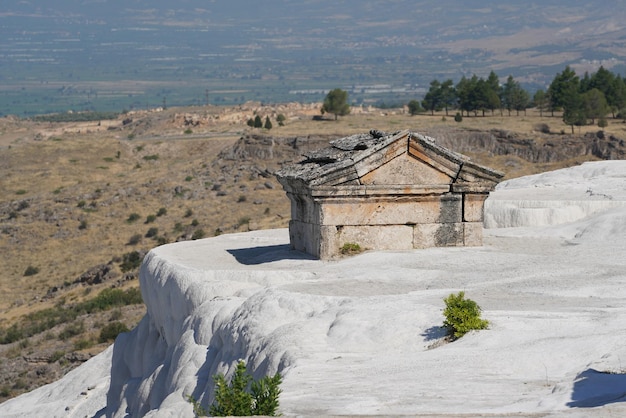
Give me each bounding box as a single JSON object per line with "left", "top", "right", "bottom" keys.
{"left": 567, "top": 369, "right": 626, "bottom": 408}
{"left": 227, "top": 244, "right": 317, "bottom": 265}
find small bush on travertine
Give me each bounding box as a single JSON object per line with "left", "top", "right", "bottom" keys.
{"left": 442, "top": 291, "right": 489, "bottom": 340}
{"left": 340, "top": 242, "right": 362, "bottom": 255}
{"left": 204, "top": 361, "right": 282, "bottom": 417}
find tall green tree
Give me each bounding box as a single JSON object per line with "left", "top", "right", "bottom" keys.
{"left": 456, "top": 75, "right": 478, "bottom": 117}
{"left": 502, "top": 76, "right": 517, "bottom": 116}
{"left": 422, "top": 80, "right": 443, "bottom": 115}
{"left": 486, "top": 71, "right": 502, "bottom": 115}
{"left": 473, "top": 78, "right": 491, "bottom": 117}
{"left": 589, "top": 66, "right": 614, "bottom": 95}
{"left": 533, "top": 89, "right": 548, "bottom": 117}
{"left": 563, "top": 88, "right": 586, "bottom": 134}
{"left": 440, "top": 79, "right": 457, "bottom": 116}
{"left": 582, "top": 88, "right": 608, "bottom": 124}
{"left": 512, "top": 85, "right": 530, "bottom": 116}
{"left": 407, "top": 100, "right": 424, "bottom": 115}
{"left": 500, "top": 75, "right": 529, "bottom": 116}
{"left": 579, "top": 71, "right": 592, "bottom": 93}
{"left": 548, "top": 66, "right": 579, "bottom": 116}
{"left": 321, "top": 88, "right": 350, "bottom": 120}
{"left": 607, "top": 75, "right": 626, "bottom": 118}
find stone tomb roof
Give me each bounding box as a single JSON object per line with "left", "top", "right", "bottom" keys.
{"left": 276, "top": 129, "right": 503, "bottom": 193}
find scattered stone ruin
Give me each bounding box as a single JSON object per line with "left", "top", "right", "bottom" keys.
{"left": 275, "top": 129, "right": 504, "bottom": 259}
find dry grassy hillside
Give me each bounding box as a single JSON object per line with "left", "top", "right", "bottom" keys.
{"left": 1, "top": 102, "right": 625, "bottom": 401}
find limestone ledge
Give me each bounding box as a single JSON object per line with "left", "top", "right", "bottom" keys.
{"left": 107, "top": 229, "right": 322, "bottom": 416}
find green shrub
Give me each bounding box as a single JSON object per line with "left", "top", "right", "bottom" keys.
{"left": 184, "top": 208, "right": 193, "bottom": 218}
{"left": 236, "top": 216, "right": 250, "bottom": 228}
{"left": 184, "top": 128, "right": 193, "bottom": 134}
{"left": 191, "top": 229, "right": 205, "bottom": 240}
{"left": 340, "top": 242, "right": 362, "bottom": 255}
{"left": 99, "top": 321, "right": 129, "bottom": 343}
{"left": 78, "top": 288, "right": 143, "bottom": 314}
{"left": 143, "top": 154, "right": 159, "bottom": 161}
{"left": 157, "top": 207, "right": 167, "bottom": 217}
{"left": 145, "top": 214, "right": 156, "bottom": 223}
{"left": 32, "top": 111, "right": 119, "bottom": 123}
{"left": 109, "top": 309, "right": 123, "bottom": 321}
{"left": 454, "top": 112, "right": 463, "bottom": 123}
{"left": 58, "top": 321, "right": 84, "bottom": 341}
{"left": 74, "top": 338, "right": 94, "bottom": 350}
{"left": 0, "top": 288, "right": 143, "bottom": 344}
{"left": 120, "top": 251, "right": 143, "bottom": 272}
{"left": 12, "top": 378, "right": 27, "bottom": 390}
{"left": 533, "top": 123, "right": 551, "bottom": 134}
{"left": 126, "top": 213, "right": 141, "bottom": 223}
{"left": 48, "top": 350, "right": 65, "bottom": 363}
{"left": 23, "top": 266, "right": 39, "bottom": 276}
{"left": 208, "top": 361, "right": 282, "bottom": 417}
{"left": 598, "top": 117, "right": 608, "bottom": 128}
{"left": 442, "top": 291, "right": 489, "bottom": 340}
{"left": 145, "top": 227, "right": 159, "bottom": 238}
{"left": 127, "top": 234, "right": 142, "bottom": 245}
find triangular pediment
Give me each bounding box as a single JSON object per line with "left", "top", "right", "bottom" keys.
{"left": 275, "top": 129, "right": 504, "bottom": 191}
{"left": 359, "top": 153, "right": 454, "bottom": 185}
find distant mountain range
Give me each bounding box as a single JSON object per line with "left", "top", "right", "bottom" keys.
{"left": 1, "top": 1, "right": 625, "bottom": 115}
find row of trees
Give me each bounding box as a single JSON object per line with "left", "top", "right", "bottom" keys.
{"left": 246, "top": 113, "right": 286, "bottom": 130}
{"left": 415, "top": 71, "right": 530, "bottom": 118}
{"left": 545, "top": 65, "right": 626, "bottom": 132}
{"left": 410, "top": 66, "right": 626, "bottom": 133}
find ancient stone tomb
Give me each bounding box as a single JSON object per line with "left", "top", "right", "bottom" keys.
{"left": 275, "top": 130, "right": 503, "bottom": 259}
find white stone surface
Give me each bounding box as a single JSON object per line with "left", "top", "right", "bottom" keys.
{"left": 2, "top": 161, "right": 626, "bottom": 417}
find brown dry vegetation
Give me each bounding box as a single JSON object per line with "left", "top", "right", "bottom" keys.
{"left": 1, "top": 102, "right": 625, "bottom": 401}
